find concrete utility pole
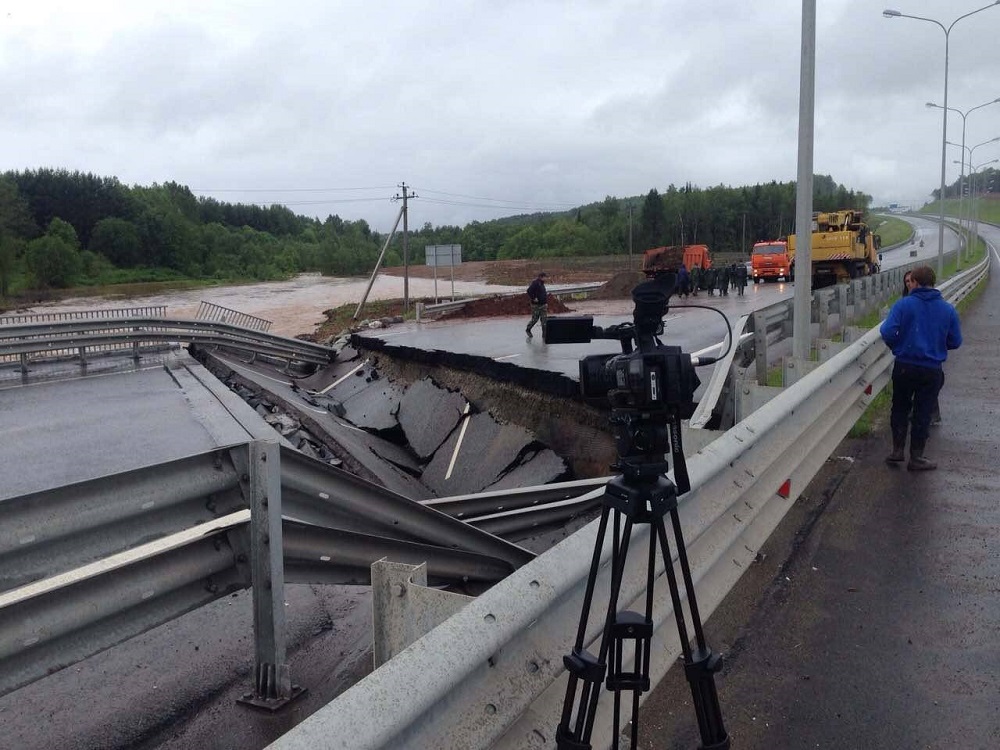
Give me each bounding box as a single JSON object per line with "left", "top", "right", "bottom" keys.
{"left": 628, "top": 203, "right": 633, "bottom": 269}
{"left": 395, "top": 183, "right": 417, "bottom": 313}
{"left": 792, "top": 0, "right": 816, "bottom": 366}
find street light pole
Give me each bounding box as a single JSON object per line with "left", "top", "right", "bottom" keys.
{"left": 929, "top": 96, "right": 1000, "bottom": 264}
{"left": 969, "top": 158, "right": 999, "bottom": 248}
{"left": 792, "top": 0, "right": 816, "bottom": 367}
{"left": 883, "top": 2, "right": 1000, "bottom": 278}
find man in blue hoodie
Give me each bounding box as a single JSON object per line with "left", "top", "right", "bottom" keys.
{"left": 879, "top": 265, "right": 962, "bottom": 470}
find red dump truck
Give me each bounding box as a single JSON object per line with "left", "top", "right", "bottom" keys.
{"left": 642, "top": 244, "right": 712, "bottom": 273}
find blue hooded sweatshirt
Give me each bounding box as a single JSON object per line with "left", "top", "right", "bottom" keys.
{"left": 880, "top": 286, "right": 962, "bottom": 369}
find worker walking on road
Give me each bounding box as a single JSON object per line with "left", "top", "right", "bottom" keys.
{"left": 880, "top": 265, "right": 962, "bottom": 470}
{"left": 525, "top": 271, "right": 548, "bottom": 341}
{"left": 736, "top": 263, "right": 748, "bottom": 296}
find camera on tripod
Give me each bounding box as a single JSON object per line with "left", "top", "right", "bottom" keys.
{"left": 545, "top": 265, "right": 730, "bottom": 750}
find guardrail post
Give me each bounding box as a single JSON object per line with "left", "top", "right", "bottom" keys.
{"left": 837, "top": 285, "right": 850, "bottom": 328}
{"left": 372, "top": 559, "right": 473, "bottom": 668}
{"left": 19, "top": 353, "right": 29, "bottom": 374}
{"left": 239, "top": 439, "right": 304, "bottom": 711}
{"left": 753, "top": 311, "right": 768, "bottom": 385}
{"left": 78, "top": 346, "right": 87, "bottom": 367}
{"left": 816, "top": 289, "right": 832, "bottom": 338}
{"left": 416, "top": 302, "right": 424, "bottom": 323}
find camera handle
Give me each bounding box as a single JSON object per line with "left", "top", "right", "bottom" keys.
{"left": 556, "top": 419, "right": 729, "bottom": 750}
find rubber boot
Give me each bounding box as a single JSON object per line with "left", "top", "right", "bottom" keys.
{"left": 886, "top": 429, "right": 906, "bottom": 464}
{"left": 885, "top": 442, "right": 905, "bottom": 464}
{"left": 907, "top": 442, "right": 937, "bottom": 472}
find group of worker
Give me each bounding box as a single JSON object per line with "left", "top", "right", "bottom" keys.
{"left": 677, "top": 262, "right": 748, "bottom": 298}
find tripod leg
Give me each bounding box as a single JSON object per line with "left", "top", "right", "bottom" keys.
{"left": 558, "top": 512, "right": 636, "bottom": 749}
{"left": 655, "top": 514, "right": 730, "bottom": 750}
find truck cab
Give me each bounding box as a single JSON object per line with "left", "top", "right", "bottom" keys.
{"left": 750, "top": 240, "right": 791, "bottom": 283}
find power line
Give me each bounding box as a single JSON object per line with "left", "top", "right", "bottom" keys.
{"left": 419, "top": 197, "right": 576, "bottom": 212}
{"left": 190, "top": 186, "right": 396, "bottom": 193}
{"left": 414, "top": 186, "right": 579, "bottom": 207}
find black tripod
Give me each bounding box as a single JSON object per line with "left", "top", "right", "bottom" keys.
{"left": 545, "top": 273, "right": 730, "bottom": 749}
{"left": 556, "top": 454, "right": 729, "bottom": 750}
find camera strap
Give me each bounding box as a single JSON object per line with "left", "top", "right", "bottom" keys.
{"left": 668, "top": 410, "right": 691, "bottom": 495}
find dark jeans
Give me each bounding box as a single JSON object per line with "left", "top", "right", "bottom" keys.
{"left": 890, "top": 362, "right": 944, "bottom": 449}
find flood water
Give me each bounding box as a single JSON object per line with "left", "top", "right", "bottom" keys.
{"left": 5, "top": 274, "right": 521, "bottom": 337}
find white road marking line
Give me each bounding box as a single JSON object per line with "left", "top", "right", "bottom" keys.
{"left": 216, "top": 354, "right": 331, "bottom": 414}
{"left": 318, "top": 361, "right": 367, "bottom": 394}
{"left": 495, "top": 353, "right": 520, "bottom": 360}
{"left": 216, "top": 354, "right": 291, "bottom": 386}
{"left": 444, "top": 403, "right": 472, "bottom": 481}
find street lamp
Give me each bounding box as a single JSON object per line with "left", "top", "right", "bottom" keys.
{"left": 927, "top": 96, "right": 1000, "bottom": 262}
{"left": 883, "top": 1, "right": 1000, "bottom": 277}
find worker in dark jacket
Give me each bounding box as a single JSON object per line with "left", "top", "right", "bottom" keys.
{"left": 880, "top": 265, "right": 962, "bottom": 470}
{"left": 525, "top": 271, "right": 548, "bottom": 341}
{"left": 677, "top": 264, "right": 691, "bottom": 298}
{"left": 735, "top": 263, "right": 748, "bottom": 296}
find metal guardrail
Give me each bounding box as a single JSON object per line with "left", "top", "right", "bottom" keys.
{"left": 0, "top": 306, "right": 167, "bottom": 325}
{"left": 0, "top": 434, "right": 533, "bottom": 700}
{"left": 0, "top": 316, "right": 335, "bottom": 370}
{"left": 196, "top": 300, "right": 273, "bottom": 332}
{"left": 0, "top": 306, "right": 172, "bottom": 365}
{"left": 266, "top": 253, "right": 990, "bottom": 749}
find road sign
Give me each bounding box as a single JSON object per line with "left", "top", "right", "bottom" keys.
{"left": 425, "top": 245, "right": 462, "bottom": 302}
{"left": 425, "top": 245, "right": 462, "bottom": 267}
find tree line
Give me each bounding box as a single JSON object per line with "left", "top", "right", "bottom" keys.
{"left": 0, "top": 167, "right": 872, "bottom": 299}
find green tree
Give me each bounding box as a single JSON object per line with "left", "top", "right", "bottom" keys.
{"left": 46, "top": 217, "right": 81, "bottom": 250}
{"left": 89, "top": 217, "right": 144, "bottom": 267}
{"left": 0, "top": 177, "right": 39, "bottom": 239}
{"left": 25, "top": 235, "right": 80, "bottom": 288}
{"left": 0, "top": 234, "right": 24, "bottom": 296}
{"left": 638, "top": 189, "right": 668, "bottom": 250}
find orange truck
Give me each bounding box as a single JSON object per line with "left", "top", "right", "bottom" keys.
{"left": 642, "top": 244, "right": 712, "bottom": 273}
{"left": 750, "top": 240, "right": 791, "bottom": 283}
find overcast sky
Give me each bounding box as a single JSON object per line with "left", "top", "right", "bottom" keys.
{"left": 3, "top": 1, "right": 1000, "bottom": 231}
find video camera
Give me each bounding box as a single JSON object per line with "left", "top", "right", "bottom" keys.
{"left": 544, "top": 272, "right": 711, "bottom": 483}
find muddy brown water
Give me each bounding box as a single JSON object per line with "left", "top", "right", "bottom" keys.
{"left": 4, "top": 273, "right": 523, "bottom": 337}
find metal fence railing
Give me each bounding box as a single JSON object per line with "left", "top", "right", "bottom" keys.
{"left": 0, "top": 306, "right": 171, "bottom": 367}
{"left": 196, "top": 301, "right": 273, "bottom": 332}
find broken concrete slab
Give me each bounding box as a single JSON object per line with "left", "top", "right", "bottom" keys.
{"left": 484, "top": 447, "right": 568, "bottom": 492}
{"left": 421, "top": 412, "right": 534, "bottom": 496}
{"left": 397, "top": 378, "right": 468, "bottom": 459}
{"left": 341, "top": 378, "right": 404, "bottom": 433}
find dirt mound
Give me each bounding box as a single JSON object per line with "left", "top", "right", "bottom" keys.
{"left": 591, "top": 271, "right": 646, "bottom": 299}
{"left": 439, "top": 294, "right": 571, "bottom": 320}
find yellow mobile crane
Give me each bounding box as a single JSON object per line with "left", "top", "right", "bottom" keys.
{"left": 787, "top": 209, "right": 880, "bottom": 286}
